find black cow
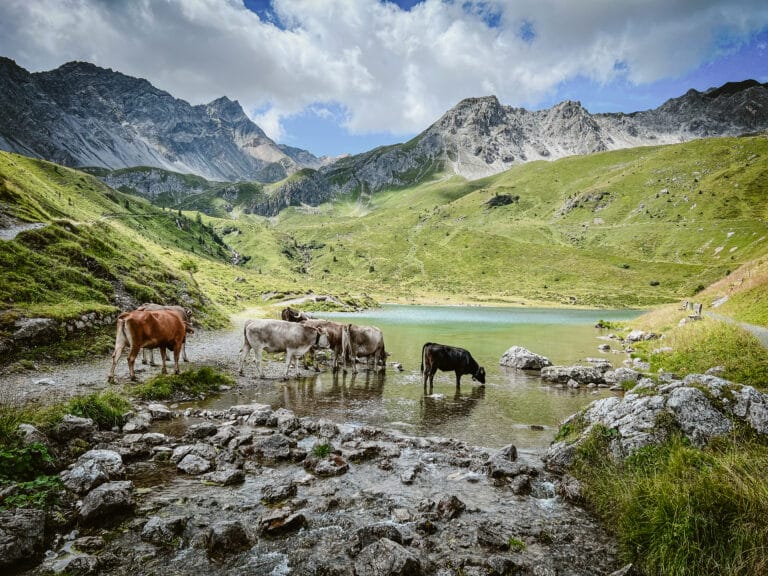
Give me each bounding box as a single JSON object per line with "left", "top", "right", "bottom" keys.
{"left": 420, "top": 342, "right": 486, "bottom": 391}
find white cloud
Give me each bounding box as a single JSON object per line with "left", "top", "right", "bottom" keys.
{"left": 1, "top": 0, "right": 767, "bottom": 141}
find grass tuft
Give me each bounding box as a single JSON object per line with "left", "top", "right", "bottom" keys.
{"left": 133, "top": 366, "right": 233, "bottom": 400}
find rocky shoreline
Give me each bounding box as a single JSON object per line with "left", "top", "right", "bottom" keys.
{"left": 3, "top": 396, "right": 627, "bottom": 576}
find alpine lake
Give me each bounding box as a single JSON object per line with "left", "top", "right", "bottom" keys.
{"left": 183, "top": 305, "right": 642, "bottom": 452}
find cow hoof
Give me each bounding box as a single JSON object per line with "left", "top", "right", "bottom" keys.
{"left": 130, "top": 376, "right": 138, "bottom": 382}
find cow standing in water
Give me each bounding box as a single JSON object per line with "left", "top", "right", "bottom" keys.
{"left": 239, "top": 319, "right": 329, "bottom": 378}
{"left": 421, "top": 342, "right": 486, "bottom": 392}
{"left": 341, "top": 324, "right": 386, "bottom": 373}
{"left": 108, "top": 310, "right": 192, "bottom": 382}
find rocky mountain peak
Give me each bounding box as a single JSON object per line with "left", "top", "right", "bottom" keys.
{"left": 205, "top": 96, "right": 249, "bottom": 123}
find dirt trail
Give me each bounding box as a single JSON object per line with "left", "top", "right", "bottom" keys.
{"left": 0, "top": 309, "right": 308, "bottom": 407}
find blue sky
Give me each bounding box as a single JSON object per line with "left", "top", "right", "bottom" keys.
{"left": 1, "top": 0, "right": 767, "bottom": 157}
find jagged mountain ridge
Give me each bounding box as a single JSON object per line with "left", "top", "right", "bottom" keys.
{"left": 0, "top": 58, "right": 325, "bottom": 182}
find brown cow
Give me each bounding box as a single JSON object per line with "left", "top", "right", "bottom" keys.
{"left": 137, "top": 303, "right": 193, "bottom": 365}
{"left": 108, "top": 310, "right": 192, "bottom": 382}
{"left": 301, "top": 318, "right": 346, "bottom": 371}
{"left": 281, "top": 307, "right": 312, "bottom": 322}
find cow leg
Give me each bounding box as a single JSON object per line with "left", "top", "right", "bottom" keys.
{"left": 455, "top": 372, "right": 462, "bottom": 389}
{"left": 182, "top": 341, "right": 189, "bottom": 362}
{"left": 238, "top": 336, "right": 252, "bottom": 375}
{"left": 108, "top": 328, "right": 127, "bottom": 383}
{"left": 351, "top": 345, "right": 359, "bottom": 374}
{"left": 254, "top": 346, "right": 265, "bottom": 378}
{"left": 173, "top": 343, "right": 181, "bottom": 375}
{"left": 128, "top": 343, "right": 142, "bottom": 381}
{"left": 159, "top": 346, "right": 168, "bottom": 375}
{"left": 284, "top": 349, "right": 295, "bottom": 378}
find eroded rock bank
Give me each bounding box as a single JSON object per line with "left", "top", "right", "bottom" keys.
{"left": 6, "top": 399, "right": 626, "bottom": 576}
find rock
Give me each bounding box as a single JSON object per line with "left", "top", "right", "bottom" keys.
{"left": 171, "top": 443, "right": 217, "bottom": 464}
{"left": 666, "top": 387, "right": 733, "bottom": 446}
{"left": 557, "top": 475, "right": 583, "bottom": 501}
{"left": 567, "top": 378, "right": 581, "bottom": 389}
{"left": 12, "top": 317, "right": 60, "bottom": 344}
{"left": 598, "top": 343, "right": 611, "bottom": 352}
{"left": 146, "top": 403, "right": 172, "bottom": 419}
{"left": 252, "top": 434, "right": 293, "bottom": 462}
{"left": 349, "top": 523, "right": 406, "bottom": 554}
{"left": 354, "top": 538, "right": 422, "bottom": 576}
{"left": 51, "top": 414, "right": 96, "bottom": 442}
{"left": 33, "top": 378, "right": 56, "bottom": 386}
{"left": 78, "top": 481, "right": 135, "bottom": 526}
{"left": 122, "top": 412, "right": 150, "bottom": 433}
{"left": 499, "top": 346, "right": 552, "bottom": 370}
{"left": 201, "top": 467, "right": 245, "bottom": 486}
{"left": 17, "top": 423, "right": 49, "bottom": 447}
{"left": 274, "top": 408, "right": 300, "bottom": 434}
{"left": 50, "top": 554, "right": 99, "bottom": 575}
{"left": 0, "top": 509, "right": 46, "bottom": 570}
{"left": 437, "top": 495, "right": 466, "bottom": 519}
{"left": 400, "top": 464, "right": 421, "bottom": 485}
{"left": 61, "top": 449, "right": 124, "bottom": 494}
{"left": 731, "top": 385, "right": 768, "bottom": 435}
{"left": 72, "top": 536, "right": 105, "bottom": 552}
{"left": 541, "top": 365, "right": 606, "bottom": 384}
{"left": 205, "top": 521, "right": 251, "bottom": 556}
{"left": 259, "top": 510, "right": 307, "bottom": 536}
{"left": 604, "top": 368, "right": 642, "bottom": 386}
{"left": 476, "top": 521, "right": 512, "bottom": 550}
{"left": 313, "top": 455, "right": 350, "bottom": 477}
{"left": 177, "top": 454, "right": 212, "bottom": 475}
{"left": 186, "top": 422, "right": 218, "bottom": 439}
{"left": 261, "top": 481, "right": 297, "bottom": 504}
{"left": 141, "top": 515, "right": 189, "bottom": 547}
{"left": 625, "top": 329, "right": 659, "bottom": 342}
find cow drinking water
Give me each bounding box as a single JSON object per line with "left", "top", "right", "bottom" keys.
{"left": 421, "top": 342, "right": 485, "bottom": 391}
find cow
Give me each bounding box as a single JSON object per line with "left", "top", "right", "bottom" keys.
{"left": 341, "top": 324, "right": 386, "bottom": 374}
{"left": 136, "top": 303, "right": 193, "bottom": 365}
{"left": 238, "top": 319, "right": 329, "bottom": 378}
{"left": 421, "top": 342, "right": 485, "bottom": 391}
{"left": 301, "top": 318, "right": 346, "bottom": 371}
{"left": 281, "top": 307, "right": 312, "bottom": 322}
{"left": 108, "top": 309, "right": 193, "bottom": 382}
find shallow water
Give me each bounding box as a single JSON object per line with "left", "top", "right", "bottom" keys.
{"left": 186, "top": 305, "right": 641, "bottom": 451}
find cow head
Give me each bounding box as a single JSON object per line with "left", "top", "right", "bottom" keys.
{"left": 315, "top": 327, "right": 331, "bottom": 349}
{"left": 472, "top": 366, "right": 486, "bottom": 384}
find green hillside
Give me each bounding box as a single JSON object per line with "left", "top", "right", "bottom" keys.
{"left": 271, "top": 135, "right": 768, "bottom": 307}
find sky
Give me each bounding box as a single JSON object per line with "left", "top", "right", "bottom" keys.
{"left": 1, "top": 0, "right": 767, "bottom": 158}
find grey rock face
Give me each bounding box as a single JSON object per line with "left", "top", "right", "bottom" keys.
{"left": 12, "top": 317, "right": 60, "bottom": 344}
{"left": 0, "top": 58, "right": 323, "bottom": 182}
{"left": 499, "top": 346, "right": 552, "bottom": 370}
{"left": 52, "top": 414, "right": 96, "bottom": 442}
{"left": 0, "top": 509, "right": 46, "bottom": 570}
{"left": 141, "top": 515, "right": 189, "bottom": 547}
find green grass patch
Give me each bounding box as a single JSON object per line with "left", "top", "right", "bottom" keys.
{"left": 133, "top": 366, "right": 233, "bottom": 400}
{"left": 312, "top": 443, "right": 332, "bottom": 458}
{"left": 636, "top": 320, "right": 768, "bottom": 389}
{"left": 65, "top": 390, "right": 132, "bottom": 430}
{"left": 572, "top": 430, "right": 768, "bottom": 576}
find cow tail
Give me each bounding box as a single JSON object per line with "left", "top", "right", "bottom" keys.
{"left": 420, "top": 342, "right": 429, "bottom": 375}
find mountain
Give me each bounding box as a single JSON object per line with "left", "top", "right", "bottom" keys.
{"left": 0, "top": 58, "right": 325, "bottom": 182}
{"left": 261, "top": 80, "right": 768, "bottom": 215}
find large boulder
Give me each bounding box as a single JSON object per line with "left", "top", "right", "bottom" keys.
{"left": 12, "top": 317, "right": 60, "bottom": 345}
{"left": 61, "top": 449, "right": 124, "bottom": 494}
{"left": 78, "top": 481, "right": 135, "bottom": 526}
{"left": 545, "top": 375, "right": 768, "bottom": 470}
{"left": 499, "top": 346, "right": 552, "bottom": 370}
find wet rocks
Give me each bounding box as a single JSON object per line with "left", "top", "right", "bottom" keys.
{"left": 141, "top": 515, "right": 189, "bottom": 547}
{"left": 0, "top": 509, "right": 46, "bottom": 570}
{"left": 499, "top": 346, "right": 553, "bottom": 370}
{"left": 261, "top": 481, "right": 297, "bottom": 504}
{"left": 259, "top": 509, "right": 307, "bottom": 536}
{"left": 204, "top": 520, "right": 252, "bottom": 557}
{"left": 437, "top": 495, "right": 466, "bottom": 519}
{"left": 78, "top": 480, "right": 135, "bottom": 526}
{"left": 60, "top": 449, "right": 124, "bottom": 495}
{"left": 354, "top": 537, "right": 423, "bottom": 576}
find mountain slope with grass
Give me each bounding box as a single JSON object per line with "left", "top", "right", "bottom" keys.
{"left": 0, "top": 151, "right": 309, "bottom": 360}
{"left": 270, "top": 134, "right": 768, "bottom": 307}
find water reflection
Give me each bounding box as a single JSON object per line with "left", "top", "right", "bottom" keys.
{"left": 418, "top": 386, "right": 486, "bottom": 432}
{"left": 274, "top": 370, "right": 386, "bottom": 415}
